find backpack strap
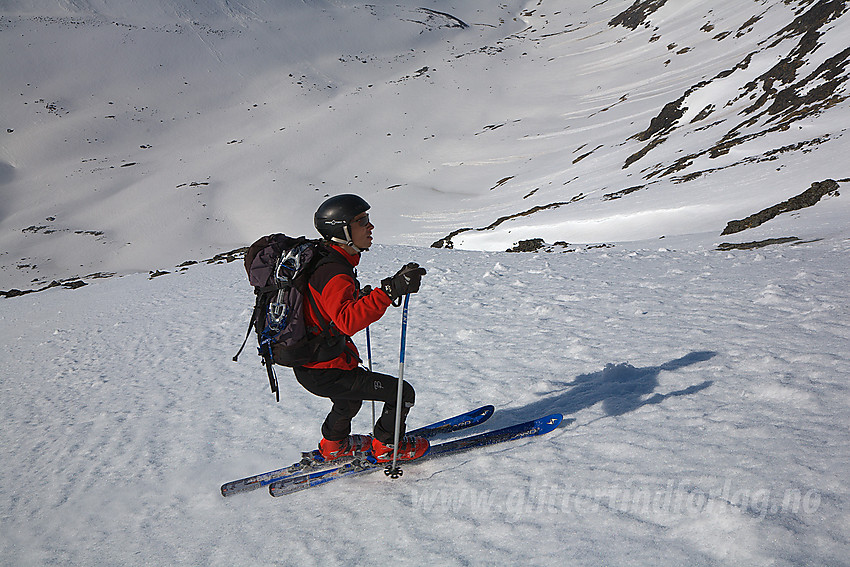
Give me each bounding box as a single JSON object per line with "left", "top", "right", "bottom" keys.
{"left": 232, "top": 287, "right": 280, "bottom": 401}
{"left": 233, "top": 284, "right": 277, "bottom": 362}
{"left": 303, "top": 246, "right": 363, "bottom": 364}
{"left": 233, "top": 319, "right": 253, "bottom": 362}
{"left": 303, "top": 287, "right": 361, "bottom": 366}
{"left": 304, "top": 286, "right": 333, "bottom": 336}
{"left": 262, "top": 344, "right": 280, "bottom": 402}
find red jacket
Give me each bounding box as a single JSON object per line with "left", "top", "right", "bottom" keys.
{"left": 303, "top": 243, "right": 392, "bottom": 369}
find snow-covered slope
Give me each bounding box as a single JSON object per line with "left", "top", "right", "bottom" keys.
{"left": 2, "top": 1, "right": 850, "bottom": 565}
{"left": 1, "top": 0, "right": 848, "bottom": 291}
{"left": 2, "top": 236, "right": 849, "bottom": 565}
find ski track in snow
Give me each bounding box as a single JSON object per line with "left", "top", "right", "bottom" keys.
{"left": 2, "top": 238, "right": 849, "bottom": 566}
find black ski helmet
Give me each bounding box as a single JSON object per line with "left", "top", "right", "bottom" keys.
{"left": 314, "top": 194, "right": 371, "bottom": 244}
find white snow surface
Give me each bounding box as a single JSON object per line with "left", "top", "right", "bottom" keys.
{"left": 3, "top": 237, "right": 850, "bottom": 565}
{"left": 2, "top": 0, "right": 850, "bottom": 565}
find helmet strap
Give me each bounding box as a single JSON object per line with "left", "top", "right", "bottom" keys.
{"left": 330, "top": 224, "right": 364, "bottom": 254}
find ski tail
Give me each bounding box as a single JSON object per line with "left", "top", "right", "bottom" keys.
{"left": 269, "top": 457, "right": 380, "bottom": 496}
{"left": 220, "top": 455, "right": 316, "bottom": 498}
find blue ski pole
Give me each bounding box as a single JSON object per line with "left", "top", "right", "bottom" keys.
{"left": 386, "top": 293, "right": 410, "bottom": 479}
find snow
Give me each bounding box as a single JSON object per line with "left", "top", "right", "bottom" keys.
{"left": 3, "top": 0, "right": 849, "bottom": 287}
{"left": 2, "top": 236, "right": 849, "bottom": 565}
{"left": 2, "top": 0, "right": 850, "bottom": 565}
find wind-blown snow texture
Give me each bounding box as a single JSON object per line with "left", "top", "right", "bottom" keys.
{"left": 1, "top": 0, "right": 850, "bottom": 565}
{"left": 3, "top": 238, "right": 850, "bottom": 565}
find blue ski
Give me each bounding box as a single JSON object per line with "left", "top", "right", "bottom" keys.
{"left": 410, "top": 404, "right": 495, "bottom": 439}
{"left": 220, "top": 405, "right": 494, "bottom": 497}
{"left": 268, "top": 413, "right": 566, "bottom": 497}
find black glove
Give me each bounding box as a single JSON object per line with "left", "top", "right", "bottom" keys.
{"left": 381, "top": 263, "right": 426, "bottom": 304}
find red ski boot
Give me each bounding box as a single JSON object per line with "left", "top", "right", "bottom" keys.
{"left": 318, "top": 435, "right": 373, "bottom": 461}
{"left": 371, "top": 436, "right": 430, "bottom": 463}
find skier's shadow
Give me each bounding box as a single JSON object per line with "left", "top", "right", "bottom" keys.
{"left": 497, "top": 350, "right": 717, "bottom": 426}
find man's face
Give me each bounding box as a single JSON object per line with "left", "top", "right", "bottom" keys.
{"left": 350, "top": 212, "right": 373, "bottom": 250}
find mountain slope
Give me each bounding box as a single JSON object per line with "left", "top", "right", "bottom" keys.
{"left": 1, "top": 0, "right": 848, "bottom": 291}
{"left": 1, "top": 3, "right": 850, "bottom": 564}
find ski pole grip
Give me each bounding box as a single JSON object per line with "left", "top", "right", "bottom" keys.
{"left": 398, "top": 294, "right": 409, "bottom": 365}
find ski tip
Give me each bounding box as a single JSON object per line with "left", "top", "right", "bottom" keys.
{"left": 535, "top": 413, "right": 564, "bottom": 435}
{"left": 478, "top": 405, "right": 496, "bottom": 419}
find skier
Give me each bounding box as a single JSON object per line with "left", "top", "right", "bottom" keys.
{"left": 295, "top": 194, "right": 429, "bottom": 463}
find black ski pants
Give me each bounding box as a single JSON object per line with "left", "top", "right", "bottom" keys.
{"left": 293, "top": 366, "right": 415, "bottom": 444}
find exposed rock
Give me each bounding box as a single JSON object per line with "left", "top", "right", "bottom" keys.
{"left": 609, "top": 0, "right": 670, "bottom": 30}
{"left": 431, "top": 227, "right": 472, "bottom": 249}
{"left": 431, "top": 195, "right": 586, "bottom": 249}
{"left": 716, "top": 237, "right": 801, "bottom": 250}
{"left": 626, "top": 0, "right": 849, "bottom": 177}
{"left": 1, "top": 278, "right": 87, "bottom": 298}
{"left": 632, "top": 98, "right": 689, "bottom": 142}
{"left": 204, "top": 247, "right": 246, "bottom": 264}
{"left": 504, "top": 240, "right": 612, "bottom": 253}
{"left": 507, "top": 238, "right": 546, "bottom": 252}
{"left": 603, "top": 185, "right": 645, "bottom": 201}
{"left": 721, "top": 179, "right": 840, "bottom": 235}
{"left": 417, "top": 8, "right": 468, "bottom": 29}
